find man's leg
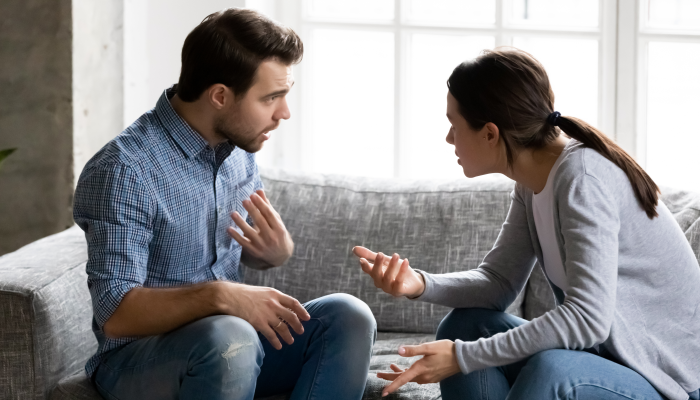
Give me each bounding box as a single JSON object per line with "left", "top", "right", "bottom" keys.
{"left": 93, "top": 315, "right": 264, "bottom": 400}
{"left": 254, "top": 293, "right": 377, "bottom": 400}
{"left": 435, "top": 308, "right": 529, "bottom": 400}
{"left": 510, "top": 349, "right": 665, "bottom": 400}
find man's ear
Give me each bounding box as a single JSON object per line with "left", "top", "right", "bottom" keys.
{"left": 207, "top": 84, "right": 231, "bottom": 110}
{"left": 484, "top": 122, "right": 500, "bottom": 148}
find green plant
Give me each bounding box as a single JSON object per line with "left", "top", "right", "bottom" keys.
{"left": 0, "top": 148, "right": 17, "bottom": 171}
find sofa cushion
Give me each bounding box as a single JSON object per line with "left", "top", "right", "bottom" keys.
{"left": 245, "top": 169, "right": 525, "bottom": 334}
{"left": 0, "top": 225, "right": 95, "bottom": 400}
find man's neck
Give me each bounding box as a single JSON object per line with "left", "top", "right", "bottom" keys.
{"left": 170, "top": 94, "right": 227, "bottom": 148}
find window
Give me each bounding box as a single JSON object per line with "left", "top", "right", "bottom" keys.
{"left": 631, "top": 0, "right": 700, "bottom": 192}
{"left": 262, "top": 0, "right": 616, "bottom": 180}
{"left": 248, "top": 1, "right": 700, "bottom": 192}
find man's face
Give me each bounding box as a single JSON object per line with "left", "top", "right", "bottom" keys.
{"left": 214, "top": 60, "right": 294, "bottom": 153}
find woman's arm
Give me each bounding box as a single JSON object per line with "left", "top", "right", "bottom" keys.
{"left": 354, "top": 185, "right": 538, "bottom": 311}
{"left": 454, "top": 173, "right": 619, "bottom": 374}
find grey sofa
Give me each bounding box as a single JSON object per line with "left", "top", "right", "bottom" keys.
{"left": 2, "top": 168, "right": 699, "bottom": 400}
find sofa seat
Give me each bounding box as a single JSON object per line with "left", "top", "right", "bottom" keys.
{"left": 50, "top": 332, "right": 440, "bottom": 400}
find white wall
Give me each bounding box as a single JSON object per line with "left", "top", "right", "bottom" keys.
{"left": 123, "top": 0, "right": 247, "bottom": 127}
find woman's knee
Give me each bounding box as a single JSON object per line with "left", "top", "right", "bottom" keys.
{"left": 436, "top": 308, "right": 518, "bottom": 342}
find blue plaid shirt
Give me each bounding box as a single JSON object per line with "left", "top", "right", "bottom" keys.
{"left": 74, "top": 86, "right": 263, "bottom": 377}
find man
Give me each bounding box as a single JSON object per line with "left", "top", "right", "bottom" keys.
{"left": 74, "top": 8, "right": 376, "bottom": 400}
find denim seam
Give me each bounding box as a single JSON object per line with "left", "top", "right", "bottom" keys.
{"left": 304, "top": 317, "right": 327, "bottom": 400}
{"left": 94, "top": 378, "right": 122, "bottom": 400}
{"left": 565, "top": 383, "right": 639, "bottom": 400}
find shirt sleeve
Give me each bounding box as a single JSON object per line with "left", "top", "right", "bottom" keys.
{"left": 413, "top": 185, "right": 537, "bottom": 312}
{"left": 73, "top": 163, "right": 154, "bottom": 329}
{"left": 454, "top": 173, "right": 620, "bottom": 375}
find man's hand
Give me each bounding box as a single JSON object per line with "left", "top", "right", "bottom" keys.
{"left": 352, "top": 246, "right": 426, "bottom": 298}
{"left": 228, "top": 190, "right": 294, "bottom": 268}
{"left": 376, "top": 340, "right": 461, "bottom": 397}
{"left": 215, "top": 281, "right": 310, "bottom": 350}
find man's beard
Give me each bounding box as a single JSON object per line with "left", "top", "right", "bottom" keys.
{"left": 213, "top": 114, "right": 265, "bottom": 153}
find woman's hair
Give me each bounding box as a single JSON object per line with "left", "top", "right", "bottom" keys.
{"left": 447, "top": 48, "right": 659, "bottom": 218}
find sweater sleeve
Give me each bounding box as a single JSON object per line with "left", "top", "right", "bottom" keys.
{"left": 454, "top": 173, "right": 620, "bottom": 374}
{"left": 413, "top": 185, "right": 537, "bottom": 312}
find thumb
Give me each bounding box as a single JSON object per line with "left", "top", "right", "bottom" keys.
{"left": 398, "top": 343, "right": 430, "bottom": 357}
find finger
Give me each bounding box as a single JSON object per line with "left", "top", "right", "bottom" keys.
{"left": 359, "top": 258, "right": 374, "bottom": 275}
{"left": 227, "top": 226, "right": 257, "bottom": 253}
{"left": 376, "top": 371, "right": 402, "bottom": 381}
{"left": 278, "top": 295, "right": 311, "bottom": 322}
{"left": 256, "top": 189, "right": 272, "bottom": 205}
{"left": 231, "top": 212, "right": 260, "bottom": 239}
{"left": 242, "top": 199, "right": 271, "bottom": 233}
{"left": 352, "top": 246, "right": 377, "bottom": 262}
{"left": 393, "top": 258, "right": 412, "bottom": 292}
{"left": 250, "top": 193, "right": 280, "bottom": 231}
{"left": 382, "top": 254, "right": 402, "bottom": 290}
{"left": 277, "top": 305, "right": 304, "bottom": 335}
{"left": 390, "top": 364, "right": 405, "bottom": 373}
{"left": 259, "top": 325, "right": 282, "bottom": 350}
{"left": 383, "top": 365, "right": 422, "bottom": 396}
{"left": 273, "top": 319, "right": 295, "bottom": 345}
{"left": 399, "top": 343, "right": 434, "bottom": 357}
{"left": 371, "top": 252, "right": 386, "bottom": 282}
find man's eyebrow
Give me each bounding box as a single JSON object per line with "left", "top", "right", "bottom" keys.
{"left": 262, "top": 81, "right": 295, "bottom": 99}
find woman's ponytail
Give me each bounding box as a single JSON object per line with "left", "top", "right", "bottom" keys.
{"left": 556, "top": 116, "right": 659, "bottom": 218}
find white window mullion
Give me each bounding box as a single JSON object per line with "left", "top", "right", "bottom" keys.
{"left": 394, "top": 0, "right": 402, "bottom": 177}
{"left": 615, "top": 0, "right": 638, "bottom": 159}
{"left": 599, "top": 0, "right": 617, "bottom": 139}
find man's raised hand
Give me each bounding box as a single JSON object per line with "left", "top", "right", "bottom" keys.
{"left": 228, "top": 190, "right": 294, "bottom": 267}
{"left": 352, "top": 246, "right": 426, "bottom": 298}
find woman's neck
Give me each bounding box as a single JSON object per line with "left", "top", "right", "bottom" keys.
{"left": 503, "top": 136, "right": 570, "bottom": 194}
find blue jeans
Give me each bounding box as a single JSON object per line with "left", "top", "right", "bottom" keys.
{"left": 93, "top": 293, "right": 376, "bottom": 400}
{"left": 437, "top": 308, "right": 699, "bottom": 400}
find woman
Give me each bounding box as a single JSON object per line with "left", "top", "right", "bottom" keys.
{"left": 353, "top": 48, "right": 700, "bottom": 400}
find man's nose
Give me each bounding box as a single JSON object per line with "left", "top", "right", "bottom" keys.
{"left": 275, "top": 98, "right": 291, "bottom": 121}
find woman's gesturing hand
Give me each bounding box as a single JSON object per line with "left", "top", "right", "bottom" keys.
{"left": 376, "top": 340, "right": 461, "bottom": 397}
{"left": 352, "top": 246, "right": 426, "bottom": 298}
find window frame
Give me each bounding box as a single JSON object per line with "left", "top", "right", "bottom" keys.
{"left": 270, "top": 0, "right": 691, "bottom": 178}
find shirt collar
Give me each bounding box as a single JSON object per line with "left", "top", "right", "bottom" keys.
{"left": 155, "top": 85, "right": 212, "bottom": 159}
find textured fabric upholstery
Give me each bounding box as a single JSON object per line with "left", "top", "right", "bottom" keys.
{"left": 244, "top": 169, "right": 526, "bottom": 333}
{"left": 0, "top": 226, "right": 96, "bottom": 400}
{"left": 3, "top": 169, "right": 699, "bottom": 400}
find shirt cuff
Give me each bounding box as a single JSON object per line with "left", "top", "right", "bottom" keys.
{"left": 407, "top": 269, "right": 434, "bottom": 301}
{"left": 92, "top": 280, "right": 143, "bottom": 329}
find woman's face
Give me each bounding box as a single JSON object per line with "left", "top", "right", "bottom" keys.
{"left": 445, "top": 91, "right": 501, "bottom": 178}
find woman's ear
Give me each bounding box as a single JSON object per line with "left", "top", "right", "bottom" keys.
{"left": 484, "top": 122, "right": 500, "bottom": 148}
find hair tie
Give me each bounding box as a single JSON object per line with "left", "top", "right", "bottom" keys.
{"left": 547, "top": 111, "right": 561, "bottom": 126}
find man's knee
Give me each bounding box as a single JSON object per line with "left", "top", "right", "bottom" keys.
{"left": 317, "top": 293, "right": 376, "bottom": 337}
{"left": 189, "top": 315, "right": 264, "bottom": 373}
{"left": 436, "top": 308, "right": 510, "bottom": 342}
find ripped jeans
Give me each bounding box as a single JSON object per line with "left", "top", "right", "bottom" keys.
{"left": 92, "top": 293, "right": 376, "bottom": 400}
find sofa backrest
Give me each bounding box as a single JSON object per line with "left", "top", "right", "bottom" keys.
{"left": 1, "top": 169, "right": 698, "bottom": 399}
{"left": 244, "top": 169, "right": 526, "bottom": 333}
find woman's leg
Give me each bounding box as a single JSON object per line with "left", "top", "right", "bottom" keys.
{"left": 509, "top": 349, "right": 666, "bottom": 400}
{"left": 436, "top": 308, "right": 528, "bottom": 400}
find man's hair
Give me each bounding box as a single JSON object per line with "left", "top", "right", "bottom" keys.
{"left": 177, "top": 8, "right": 303, "bottom": 102}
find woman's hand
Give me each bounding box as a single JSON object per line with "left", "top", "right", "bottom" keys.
{"left": 377, "top": 340, "right": 461, "bottom": 397}
{"left": 352, "top": 246, "right": 426, "bottom": 298}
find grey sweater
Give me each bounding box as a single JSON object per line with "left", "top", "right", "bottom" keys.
{"left": 416, "top": 140, "right": 700, "bottom": 400}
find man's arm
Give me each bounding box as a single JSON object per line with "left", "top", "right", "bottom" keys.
{"left": 103, "top": 280, "right": 310, "bottom": 350}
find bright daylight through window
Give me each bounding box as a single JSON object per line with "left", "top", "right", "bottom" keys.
{"left": 264, "top": 0, "right": 700, "bottom": 192}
